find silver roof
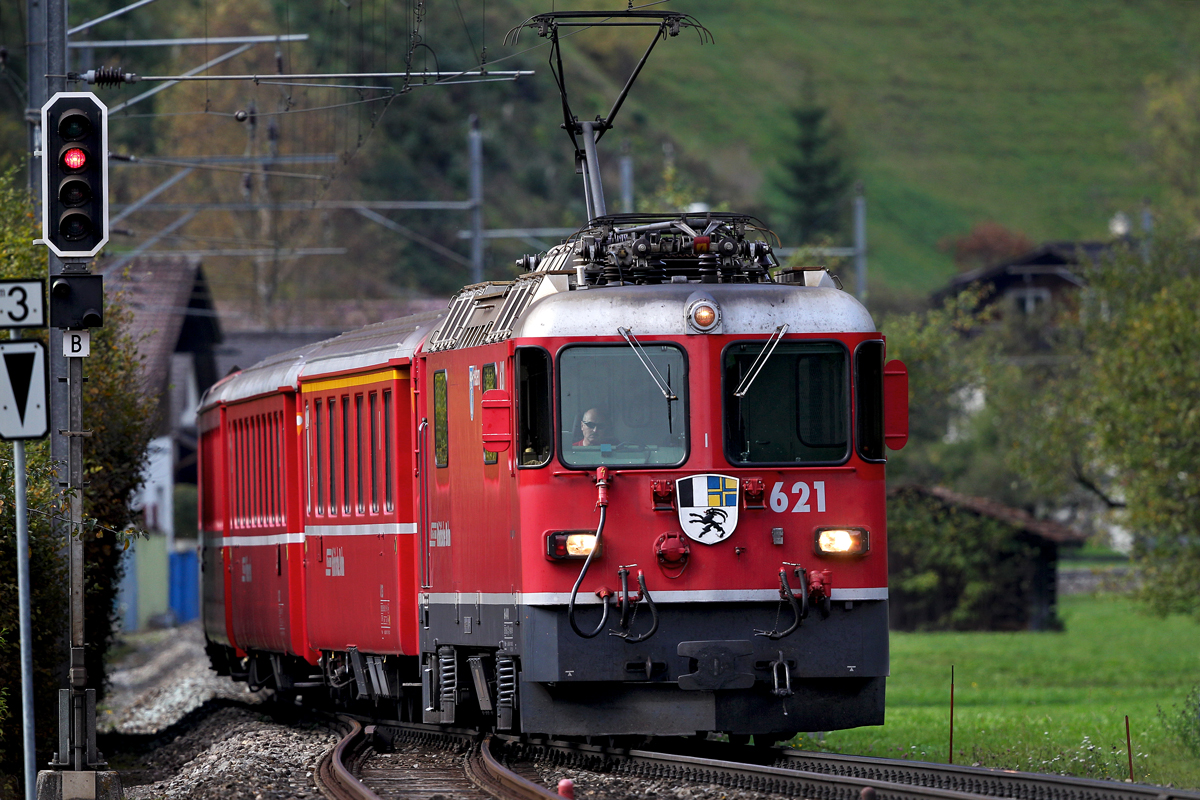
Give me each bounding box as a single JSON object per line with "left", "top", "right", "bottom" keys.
{"left": 511, "top": 283, "right": 876, "bottom": 338}
{"left": 200, "top": 310, "right": 443, "bottom": 409}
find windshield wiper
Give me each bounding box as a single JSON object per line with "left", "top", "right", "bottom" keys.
{"left": 733, "top": 324, "right": 789, "bottom": 397}
{"left": 617, "top": 327, "right": 678, "bottom": 401}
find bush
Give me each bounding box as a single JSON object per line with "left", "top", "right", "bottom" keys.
{"left": 0, "top": 171, "right": 154, "bottom": 796}
{"left": 1159, "top": 683, "right": 1200, "bottom": 757}
{"left": 887, "top": 487, "right": 1053, "bottom": 631}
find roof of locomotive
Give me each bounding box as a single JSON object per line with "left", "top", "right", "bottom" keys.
{"left": 200, "top": 275, "right": 874, "bottom": 409}
{"left": 510, "top": 282, "right": 876, "bottom": 338}
{"left": 199, "top": 310, "right": 444, "bottom": 409}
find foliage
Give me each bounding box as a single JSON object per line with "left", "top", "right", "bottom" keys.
{"left": 1005, "top": 228, "right": 1200, "bottom": 618}
{"left": 774, "top": 100, "right": 852, "bottom": 244}
{"left": 1157, "top": 683, "right": 1200, "bottom": 757}
{"left": 0, "top": 171, "right": 154, "bottom": 794}
{"left": 1143, "top": 71, "right": 1200, "bottom": 231}
{"left": 938, "top": 221, "right": 1034, "bottom": 273}
{"left": 887, "top": 488, "right": 1047, "bottom": 631}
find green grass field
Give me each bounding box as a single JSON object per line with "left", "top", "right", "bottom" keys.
{"left": 794, "top": 594, "right": 1200, "bottom": 787}
{"left": 545, "top": 0, "right": 1200, "bottom": 293}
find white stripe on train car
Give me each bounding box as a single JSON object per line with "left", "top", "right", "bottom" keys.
{"left": 305, "top": 522, "right": 418, "bottom": 536}
{"left": 420, "top": 588, "right": 888, "bottom": 606}
{"left": 221, "top": 533, "right": 305, "bottom": 547}
{"left": 220, "top": 522, "right": 419, "bottom": 546}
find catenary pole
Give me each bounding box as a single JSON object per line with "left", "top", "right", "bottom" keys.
{"left": 853, "top": 181, "right": 867, "bottom": 304}
{"left": 13, "top": 328, "right": 36, "bottom": 800}
{"left": 469, "top": 116, "right": 484, "bottom": 284}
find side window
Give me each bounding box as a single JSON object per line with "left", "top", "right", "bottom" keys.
{"left": 369, "top": 392, "right": 379, "bottom": 513}
{"left": 433, "top": 370, "right": 449, "bottom": 468}
{"left": 516, "top": 348, "right": 552, "bottom": 467}
{"left": 855, "top": 341, "right": 885, "bottom": 462}
{"left": 327, "top": 397, "right": 337, "bottom": 515}
{"left": 314, "top": 399, "right": 324, "bottom": 514}
{"left": 355, "top": 394, "right": 365, "bottom": 513}
{"left": 383, "top": 390, "right": 395, "bottom": 511}
{"left": 341, "top": 395, "right": 351, "bottom": 514}
{"left": 482, "top": 363, "right": 498, "bottom": 465}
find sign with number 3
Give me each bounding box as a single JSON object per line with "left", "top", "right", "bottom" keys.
{"left": 0, "top": 280, "right": 46, "bottom": 329}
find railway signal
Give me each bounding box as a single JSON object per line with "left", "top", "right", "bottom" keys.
{"left": 40, "top": 93, "right": 109, "bottom": 259}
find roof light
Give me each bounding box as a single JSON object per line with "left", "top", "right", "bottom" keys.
{"left": 815, "top": 527, "right": 869, "bottom": 556}
{"left": 686, "top": 299, "right": 721, "bottom": 332}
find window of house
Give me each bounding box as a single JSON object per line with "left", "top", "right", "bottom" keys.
{"left": 516, "top": 348, "right": 551, "bottom": 467}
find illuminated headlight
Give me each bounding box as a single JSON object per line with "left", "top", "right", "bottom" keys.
{"left": 815, "top": 527, "right": 869, "bottom": 556}
{"left": 546, "top": 531, "right": 600, "bottom": 560}
{"left": 687, "top": 300, "right": 721, "bottom": 332}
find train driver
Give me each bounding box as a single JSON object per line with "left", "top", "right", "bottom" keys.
{"left": 573, "top": 408, "right": 611, "bottom": 447}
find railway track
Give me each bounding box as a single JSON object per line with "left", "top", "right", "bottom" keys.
{"left": 314, "top": 715, "right": 560, "bottom": 800}
{"left": 314, "top": 716, "right": 1200, "bottom": 800}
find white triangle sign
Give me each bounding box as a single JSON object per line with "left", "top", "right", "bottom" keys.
{"left": 0, "top": 340, "right": 48, "bottom": 440}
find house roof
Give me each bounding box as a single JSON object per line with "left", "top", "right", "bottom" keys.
{"left": 889, "top": 484, "right": 1088, "bottom": 544}
{"left": 103, "top": 254, "right": 221, "bottom": 401}
{"left": 933, "top": 241, "right": 1110, "bottom": 304}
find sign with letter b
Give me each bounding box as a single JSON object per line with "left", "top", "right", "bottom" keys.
{"left": 64, "top": 330, "right": 90, "bottom": 357}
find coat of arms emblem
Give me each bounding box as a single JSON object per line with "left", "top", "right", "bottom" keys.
{"left": 676, "top": 474, "right": 740, "bottom": 544}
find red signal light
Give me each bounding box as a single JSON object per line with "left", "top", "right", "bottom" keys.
{"left": 62, "top": 148, "right": 87, "bottom": 171}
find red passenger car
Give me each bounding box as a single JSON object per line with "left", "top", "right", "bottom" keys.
{"left": 200, "top": 213, "right": 908, "bottom": 740}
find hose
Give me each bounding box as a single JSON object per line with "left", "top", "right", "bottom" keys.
{"left": 568, "top": 506, "right": 611, "bottom": 638}
{"left": 755, "top": 567, "right": 807, "bottom": 640}
{"left": 621, "top": 571, "right": 659, "bottom": 644}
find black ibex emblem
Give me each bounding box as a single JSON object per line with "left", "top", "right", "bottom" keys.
{"left": 688, "top": 507, "right": 729, "bottom": 539}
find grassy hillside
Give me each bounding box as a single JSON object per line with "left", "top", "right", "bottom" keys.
{"left": 543, "top": 0, "right": 1200, "bottom": 293}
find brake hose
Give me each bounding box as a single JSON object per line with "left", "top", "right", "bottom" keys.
{"left": 567, "top": 505, "right": 610, "bottom": 638}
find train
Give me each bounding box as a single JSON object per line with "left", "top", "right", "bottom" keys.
{"left": 198, "top": 9, "right": 909, "bottom": 743}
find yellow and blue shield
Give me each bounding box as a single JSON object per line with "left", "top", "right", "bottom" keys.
{"left": 676, "top": 474, "right": 739, "bottom": 544}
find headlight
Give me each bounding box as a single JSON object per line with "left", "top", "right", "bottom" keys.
{"left": 815, "top": 527, "right": 869, "bottom": 556}
{"left": 687, "top": 299, "right": 721, "bottom": 332}
{"left": 546, "top": 531, "right": 600, "bottom": 560}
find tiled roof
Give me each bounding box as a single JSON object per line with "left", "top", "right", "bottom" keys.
{"left": 889, "top": 484, "right": 1088, "bottom": 544}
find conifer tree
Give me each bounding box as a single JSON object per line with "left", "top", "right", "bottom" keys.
{"left": 776, "top": 100, "right": 852, "bottom": 243}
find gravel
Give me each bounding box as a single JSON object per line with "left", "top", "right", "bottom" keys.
{"left": 101, "top": 624, "right": 336, "bottom": 800}
{"left": 534, "top": 762, "right": 791, "bottom": 800}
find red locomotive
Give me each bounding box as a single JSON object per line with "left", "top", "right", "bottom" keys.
{"left": 199, "top": 10, "right": 909, "bottom": 741}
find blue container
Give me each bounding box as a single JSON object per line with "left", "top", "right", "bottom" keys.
{"left": 169, "top": 550, "right": 200, "bottom": 624}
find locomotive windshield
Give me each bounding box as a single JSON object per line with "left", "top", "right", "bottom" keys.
{"left": 723, "top": 341, "right": 849, "bottom": 464}
{"left": 559, "top": 345, "right": 687, "bottom": 467}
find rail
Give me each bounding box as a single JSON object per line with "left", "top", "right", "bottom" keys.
{"left": 314, "top": 716, "right": 384, "bottom": 800}
{"left": 777, "top": 749, "right": 1200, "bottom": 800}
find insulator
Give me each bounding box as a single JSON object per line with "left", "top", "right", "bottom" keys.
{"left": 85, "top": 66, "right": 130, "bottom": 87}
{"left": 698, "top": 252, "right": 719, "bottom": 284}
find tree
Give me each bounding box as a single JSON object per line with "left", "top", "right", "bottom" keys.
{"left": 775, "top": 100, "right": 852, "bottom": 244}
{"left": 1143, "top": 71, "right": 1200, "bottom": 230}
{"left": 0, "top": 171, "right": 155, "bottom": 795}
{"left": 938, "top": 221, "right": 1034, "bottom": 273}
{"left": 1007, "top": 227, "right": 1200, "bottom": 618}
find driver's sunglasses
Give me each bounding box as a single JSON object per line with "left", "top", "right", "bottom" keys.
{"left": 582, "top": 420, "right": 604, "bottom": 429}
